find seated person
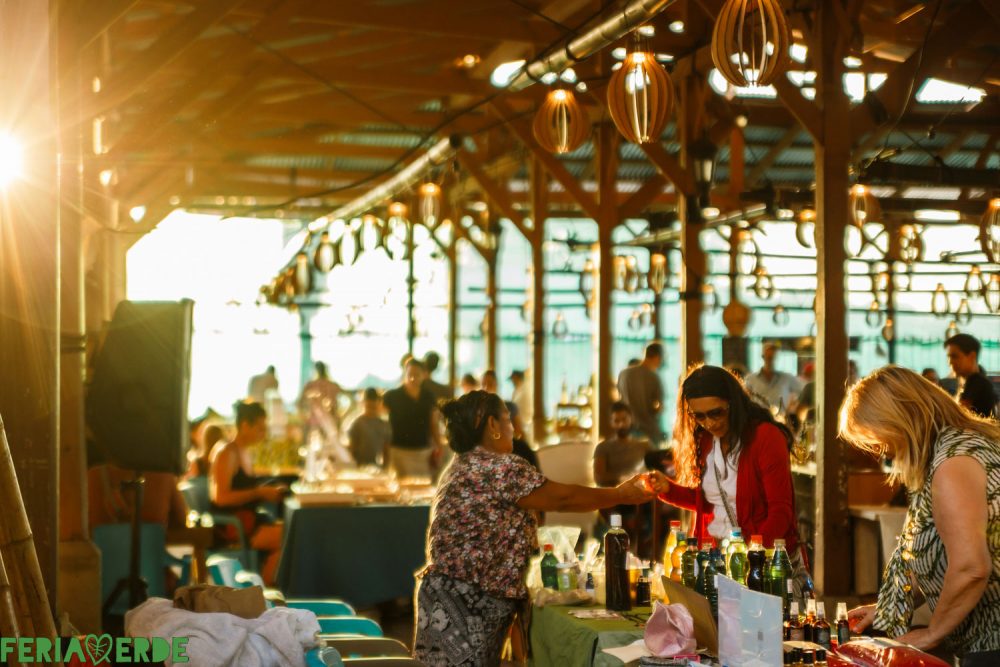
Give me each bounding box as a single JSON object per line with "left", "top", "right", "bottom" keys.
{"left": 210, "top": 400, "right": 287, "bottom": 585}
{"left": 347, "top": 388, "right": 392, "bottom": 466}
{"left": 186, "top": 423, "right": 226, "bottom": 479}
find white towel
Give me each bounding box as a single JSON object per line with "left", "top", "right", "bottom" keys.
{"left": 125, "top": 598, "right": 320, "bottom": 666}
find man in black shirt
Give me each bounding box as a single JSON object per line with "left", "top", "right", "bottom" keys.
{"left": 944, "top": 334, "right": 998, "bottom": 419}
{"left": 382, "top": 358, "right": 442, "bottom": 478}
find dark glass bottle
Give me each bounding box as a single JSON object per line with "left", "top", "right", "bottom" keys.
{"left": 815, "top": 601, "right": 832, "bottom": 650}
{"left": 604, "top": 514, "right": 631, "bottom": 611}
{"left": 703, "top": 550, "right": 719, "bottom": 619}
{"left": 681, "top": 537, "right": 699, "bottom": 589}
{"left": 835, "top": 602, "right": 850, "bottom": 647}
{"left": 746, "top": 534, "right": 767, "bottom": 592}
{"left": 694, "top": 542, "right": 711, "bottom": 595}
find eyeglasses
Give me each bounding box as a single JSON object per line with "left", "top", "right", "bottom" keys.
{"left": 688, "top": 405, "right": 729, "bottom": 423}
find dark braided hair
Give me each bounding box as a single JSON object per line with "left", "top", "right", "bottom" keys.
{"left": 439, "top": 390, "right": 505, "bottom": 454}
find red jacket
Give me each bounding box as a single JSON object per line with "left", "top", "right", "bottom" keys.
{"left": 658, "top": 421, "right": 799, "bottom": 552}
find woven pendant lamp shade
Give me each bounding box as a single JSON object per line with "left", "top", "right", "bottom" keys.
{"left": 533, "top": 89, "right": 590, "bottom": 154}
{"left": 849, "top": 184, "right": 882, "bottom": 228}
{"left": 712, "top": 0, "right": 790, "bottom": 87}
{"left": 607, "top": 50, "right": 674, "bottom": 144}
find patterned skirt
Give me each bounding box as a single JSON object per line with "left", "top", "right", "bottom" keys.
{"left": 413, "top": 572, "right": 518, "bottom": 666}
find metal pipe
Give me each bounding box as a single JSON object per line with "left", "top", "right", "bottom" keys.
{"left": 310, "top": 135, "right": 463, "bottom": 230}
{"left": 507, "top": 0, "right": 676, "bottom": 91}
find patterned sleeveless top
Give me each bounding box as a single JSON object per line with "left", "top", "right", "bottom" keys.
{"left": 873, "top": 427, "right": 1000, "bottom": 656}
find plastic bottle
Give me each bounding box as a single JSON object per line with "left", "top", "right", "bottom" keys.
{"left": 727, "top": 531, "right": 748, "bottom": 583}
{"left": 681, "top": 537, "right": 699, "bottom": 589}
{"left": 663, "top": 520, "right": 682, "bottom": 563}
{"left": 557, "top": 563, "right": 577, "bottom": 591}
{"left": 711, "top": 544, "right": 727, "bottom": 577}
{"left": 770, "top": 539, "right": 792, "bottom": 612}
{"left": 786, "top": 601, "right": 804, "bottom": 641}
{"left": 703, "top": 549, "right": 719, "bottom": 618}
{"left": 540, "top": 544, "right": 559, "bottom": 589}
{"left": 835, "top": 602, "right": 850, "bottom": 647}
{"left": 746, "top": 534, "right": 766, "bottom": 592}
{"left": 815, "top": 601, "right": 831, "bottom": 650}
{"left": 670, "top": 532, "right": 687, "bottom": 582}
{"left": 604, "top": 514, "right": 631, "bottom": 611}
{"left": 694, "top": 541, "right": 712, "bottom": 595}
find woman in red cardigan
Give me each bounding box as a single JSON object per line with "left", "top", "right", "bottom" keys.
{"left": 657, "top": 364, "right": 808, "bottom": 591}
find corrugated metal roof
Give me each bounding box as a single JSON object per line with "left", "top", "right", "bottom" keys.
{"left": 318, "top": 132, "right": 424, "bottom": 148}
{"left": 333, "top": 156, "right": 397, "bottom": 171}
{"left": 774, "top": 147, "right": 815, "bottom": 166}
{"left": 246, "top": 155, "right": 333, "bottom": 170}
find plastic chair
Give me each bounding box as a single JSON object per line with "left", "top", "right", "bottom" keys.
{"left": 323, "top": 637, "right": 408, "bottom": 658}
{"left": 287, "top": 600, "right": 356, "bottom": 616}
{"left": 92, "top": 523, "right": 168, "bottom": 617}
{"left": 178, "top": 476, "right": 258, "bottom": 570}
{"left": 536, "top": 441, "right": 599, "bottom": 537}
{"left": 341, "top": 659, "right": 423, "bottom": 666}
{"left": 316, "top": 616, "right": 383, "bottom": 637}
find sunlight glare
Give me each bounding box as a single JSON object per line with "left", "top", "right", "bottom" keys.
{"left": 0, "top": 133, "right": 25, "bottom": 187}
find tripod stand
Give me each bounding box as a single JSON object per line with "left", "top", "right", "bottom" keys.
{"left": 102, "top": 472, "right": 149, "bottom": 620}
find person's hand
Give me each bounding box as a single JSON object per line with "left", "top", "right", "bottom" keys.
{"left": 645, "top": 470, "right": 671, "bottom": 494}
{"left": 258, "top": 485, "right": 287, "bottom": 503}
{"left": 616, "top": 474, "right": 656, "bottom": 504}
{"left": 896, "top": 628, "right": 940, "bottom": 651}
{"left": 847, "top": 604, "right": 877, "bottom": 633}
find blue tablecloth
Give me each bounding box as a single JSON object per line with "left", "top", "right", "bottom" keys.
{"left": 276, "top": 500, "right": 430, "bottom": 609}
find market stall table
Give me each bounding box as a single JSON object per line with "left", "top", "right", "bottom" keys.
{"left": 530, "top": 604, "right": 650, "bottom": 667}
{"left": 276, "top": 499, "right": 430, "bottom": 609}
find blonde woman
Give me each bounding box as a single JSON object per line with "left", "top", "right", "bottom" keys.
{"left": 839, "top": 366, "right": 1000, "bottom": 666}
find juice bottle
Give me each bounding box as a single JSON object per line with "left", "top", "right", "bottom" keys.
{"left": 815, "top": 601, "right": 831, "bottom": 650}
{"left": 681, "top": 537, "right": 699, "bottom": 589}
{"left": 670, "top": 532, "right": 687, "bottom": 582}
{"left": 540, "top": 544, "right": 558, "bottom": 589}
{"left": 746, "top": 534, "right": 766, "bottom": 592}
{"left": 604, "top": 514, "right": 631, "bottom": 611}
{"left": 663, "top": 520, "right": 682, "bottom": 563}
{"left": 728, "top": 531, "right": 748, "bottom": 583}
{"left": 835, "top": 602, "right": 850, "bottom": 647}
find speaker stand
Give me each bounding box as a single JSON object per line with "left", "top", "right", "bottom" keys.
{"left": 102, "top": 472, "right": 149, "bottom": 619}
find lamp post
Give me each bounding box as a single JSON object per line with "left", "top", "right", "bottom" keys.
{"left": 689, "top": 135, "right": 718, "bottom": 217}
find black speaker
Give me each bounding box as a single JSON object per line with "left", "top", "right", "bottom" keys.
{"left": 87, "top": 300, "right": 193, "bottom": 474}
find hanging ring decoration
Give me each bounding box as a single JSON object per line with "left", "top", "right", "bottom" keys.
{"left": 898, "top": 224, "right": 924, "bottom": 265}
{"left": 984, "top": 273, "right": 1000, "bottom": 314}
{"left": 752, "top": 266, "right": 774, "bottom": 300}
{"left": 772, "top": 304, "right": 789, "bottom": 327}
{"left": 945, "top": 320, "right": 960, "bottom": 340}
{"left": 955, "top": 298, "right": 973, "bottom": 326}
{"left": 865, "top": 300, "right": 884, "bottom": 328}
{"left": 930, "top": 283, "right": 951, "bottom": 318}
{"left": 965, "top": 264, "right": 985, "bottom": 298}
{"left": 794, "top": 219, "right": 815, "bottom": 249}
{"left": 552, "top": 312, "right": 569, "bottom": 339}
{"left": 881, "top": 317, "right": 895, "bottom": 343}
{"left": 979, "top": 198, "right": 1000, "bottom": 264}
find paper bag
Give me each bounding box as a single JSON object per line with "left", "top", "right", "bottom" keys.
{"left": 173, "top": 584, "right": 267, "bottom": 619}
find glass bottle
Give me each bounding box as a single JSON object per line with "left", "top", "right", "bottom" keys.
{"left": 746, "top": 534, "right": 767, "bottom": 592}
{"left": 803, "top": 597, "right": 816, "bottom": 642}
{"left": 728, "top": 531, "right": 748, "bottom": 583}
{"left": 711, "top": 544, "right": 727, "bottom": 577}
{"left": 604, "top": 514, "right": 631, "bottom": 611}
{"left": 670, "top": 532, "right": 687, "bottom": 582}
{"left": 681, "top": 537, "right": 699, "bottom": 589}
{"left": 694, "top": 541, "right": 712, "bottom": 595}
{"left": 540, "top": 543, "right": 559, "bottom": 589}
{"left": 769, "top": 539, "right": 792, "bottom": 612}
{"left": 815, "top": 601, "right": 831, "bottom": 650}
{"left": 663, "top": 520, "right": 682, "bottom": 564}
{"left": 835, "top": 602, "right": 850, "bottom": 647}
{"left": 703, "top": 551, "right": 719, "bottom": 619}
{"left": 786, "top": 601, "right": 804, "bottom": 641}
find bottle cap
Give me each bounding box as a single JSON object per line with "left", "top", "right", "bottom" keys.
{"left": 835, "top": 601, "right": 848, "bottom": 620}
{"left": 774, "top": 538, "right": 786, "bottom": 548}
{"left": 670, "top": 520, "right": 681, "bottom": 528}
{"left": 544, "top": 543, "right": 554, "bottom": 551}
{"left": 789, "top": 601, "right": 800, "bottom": 615}
{"left": 731, "top": 529, "right": 742, "bottom": 538}
{"left": 686, "top": 536, "right": 698, "bottom": 546}
{"left": 806, "top": 598, "right": 817, "bottom": 613}
{"left": 610, "top": 513, "right": 622, "bottom": 528}
{"left": 751, "top": 534, "right": 763, "bottom": 544}
{"left": 817, "top": 601, "right": 826, "bottom": 616}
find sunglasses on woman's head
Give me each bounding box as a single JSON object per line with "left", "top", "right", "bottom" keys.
{"left": 688, "top": 406, "right": 729, "bottom": 423}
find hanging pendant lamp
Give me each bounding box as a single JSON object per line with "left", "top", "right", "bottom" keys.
{"left": 607, "top": 34, "right": 674, "bottom": 144}
{"left": 712, "top": 0, "right": 790, "bottom": 87}
{"left": 533, "top": 88, "right": 590, "bottom": 154}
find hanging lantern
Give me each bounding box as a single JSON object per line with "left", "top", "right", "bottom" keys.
{"left": 612, "top": 255, "right": 627, "bottom": 291}
{"left": 628, "top": 309, "right": 642, "bottom": 330}
{"left": 979, "top": 198, "right": 1000, "bottom": 264}
{"left": 293, "top": 252, "right": 312, "bottom": 295}
{"left": 607, "top": 35, "right": 674, "bottom": 144}
{"left": 624, "top": 255, "right": 640, "bottom": 293}
{"left": 552, "top": 311, "right": 569, "bottom": 339}
{"left": 648, "top": 252, "right": 668, "bottom": 294}
{"left": 313, "top": 231, "right": 338, "bottom": 272}
{"left": 419, "top": 182, "right": 441, "bottom": 225}
{"left": 752, "top": 266, "right": 774, "bottom": 299}
{"left": 984, "top": 273, "right": 1000, "bottom": 314}
{"left": 965, "top": 264, "right": 985, "bottom": 297}
{"left": 640, "top": 303, "right": 653, "bottom": 327}
{"left": 955, "top": 298, "right": 972, "bottom": 325}
{"left": 881, "top": 317, "right": 895, "bottom": 342}
{"left": 722, "top": 298, "right": 752, "bottom": 336}
{"left": 702, "top": 283, "right": 720, "bottom": 313}
{"left": 712, "top": 0, "right": 790, "bottom": 87}
{"left": 388, "top": 201, "right": 408, "bottom": 219}
{"left": 533, "top": 88, "right": 590, "bottom": 154}
{"left": 931, "top": 283, "right": 950, "bottom": 318}
{"left": 945, "top": 320, "right": 960, "bottom": 339}
{"left": 849, "top": 184, "right": 882, "bottom": 228}
{"left": 772, "top": 304, "right": 789, "bottom": 327}
{"left": 899, "top": 224, "right": 923, "bottom": 264}
{"left": 340, "top": 224, "right": 359, "bottom": 266}
{"left": 360, "top": 214, "right": 384, "bottom": 253}
{"left": 579, "top": 258, "right": 596, "bottom": 306}
{"left": 282, "top": 266, "right": 297, "bottom": 300}
{"left": 865, "top": 300, "right": 884, "bottom": 328}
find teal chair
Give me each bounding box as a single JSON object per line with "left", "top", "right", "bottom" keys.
{"left": 93, "top": 523, "right": 168, "bottom": 616}
{"left": 287, "top": 600, "right": 355, "bottom": 616}
{"left": 179, "top": 476, "right": 258, "bottom": 571}
{"left": 323, "top": 638, "right": 408, "bottom": 658}
{"left": 316, "top": 616, "right": 383, "bottom": 637}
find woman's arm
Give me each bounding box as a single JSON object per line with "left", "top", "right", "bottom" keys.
{"left": 752, "top": 426, "right": 797, "bottom": 544}
{"left": 517, "top": 474, "right": 655, "bottom": 512}
{"left": 898, "top": 456, "right": 992, "bottom": 650}
{"left": 210, "top": 446, "right": 264, "bottom": 508}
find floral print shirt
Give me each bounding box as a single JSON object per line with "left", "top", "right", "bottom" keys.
{"left": 421, "top": 447, "right": 547, "bottom": 599}
{"left": 874, "top": 427, "right": 1000, "bottom": 656}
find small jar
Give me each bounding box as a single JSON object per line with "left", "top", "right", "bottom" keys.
{"left": 557, "top": 563, "right": 577, "bottom": 592}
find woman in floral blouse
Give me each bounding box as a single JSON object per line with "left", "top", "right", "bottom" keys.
{"left": 839, "top": 366, "right": 1000, "bottom": 666}
{"left": 414, "top": 390, "right": 665, "bottom": 666}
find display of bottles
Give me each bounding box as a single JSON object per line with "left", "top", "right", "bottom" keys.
{"left": 835, "top": 602, "right": 850, "bottom": 647}
{"left": 803, "top": 597, "right": 816, "bottom": 642}
{"left": 604, "top": 514, "right": 631, "bottom": 611}
{"left": 727, "top": 531, "right": 748, "bottom": 583}
{"left": 694, "top": 542, "right": 712, "bottom": 595}
{"left": 769, "top": 539, "right": 792, "bottom": 612}
{"left": 710, "top": 544, "right": 727, "bottom": 577}
{"left": 681, "top": 537, "right": 699, "bottom": 589}
{"left": 702, "top": 551, "right": 719, "bottom": 619}
{"left": 746, "top": 534, "right": 766, "bottom": 592}
{"left": 815, "top": 601, "right": 832, "bottom": 650}
{"left": 786, "top": 601, "right": 804, "bottom": 641}
{"left": 663, "top": 520, "right": 682, "bottom": 561}
{"left": 670, "top": 533, "right": 687, "bottom": 582}
{"left": 540, "top": 543, "right": 559, "bottom": 589}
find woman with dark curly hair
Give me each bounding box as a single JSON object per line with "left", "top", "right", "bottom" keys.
{"left": 414, "top": 390, "right": 667, "bottom": 666}
{"left": 656, "top": 365, "right": 805, "bottom": 590}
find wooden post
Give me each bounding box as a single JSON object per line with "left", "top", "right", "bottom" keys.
{"left": 447, "top": 238, "right": 458, "bottom": 394}
{"left": 677, "top": 76, "right": 705, "bottom": 370}
{"left": 485, "top": 243, "right": 498, "bottom": 372}
{"left": 594, "top": 123, "right": 620, "bottom": 442}
{"left": 813, "top": 0, "right": 852, "bottom": 596}
{"left": 0, "top": 0, "right": 61, "bottom": 624}
{"left": 530, "top": 158, "right": 548, "bottom": 444}
{"left": 406, "top": 221, "right": 417, "bottom": 356}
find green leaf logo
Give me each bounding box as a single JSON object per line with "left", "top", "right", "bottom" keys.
{"left": 84, "top": 633, "right": 113, "bottom": 664}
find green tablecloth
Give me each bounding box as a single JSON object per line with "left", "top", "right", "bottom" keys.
{"left": 530, "top": 605, "right": 650, "bottom": 667}
{"left": 276, "top": 500, "right": 430, "bottom": 608}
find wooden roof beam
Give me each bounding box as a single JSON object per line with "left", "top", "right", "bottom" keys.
{"left": 455, "top": 147, "right": 531, "bottom": 240}
{"left": 69, "top": 0, "right": 142, "bottom": 50}
{"left": 639, "top": 142, "right": 696, "bottom": 197}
